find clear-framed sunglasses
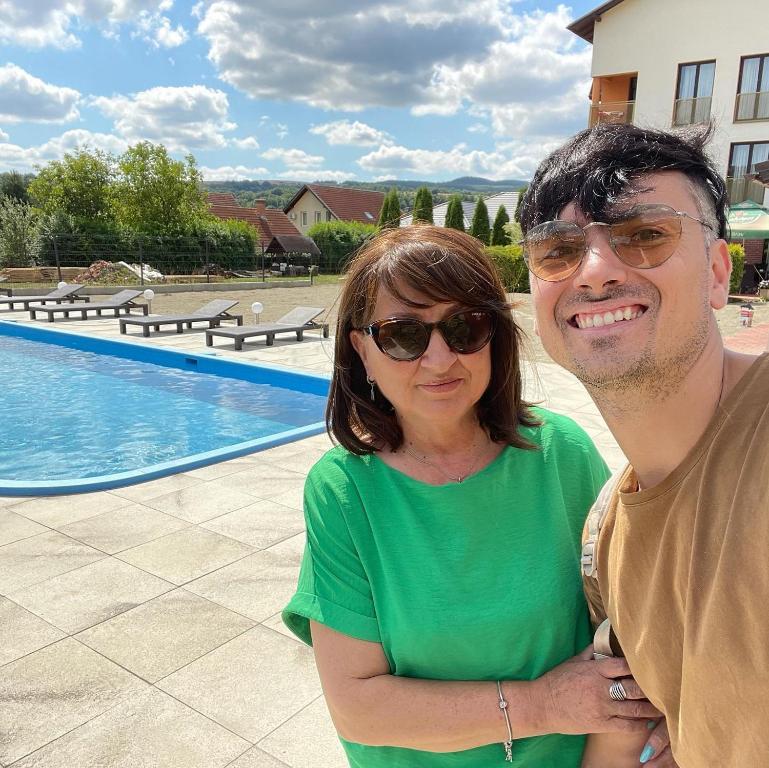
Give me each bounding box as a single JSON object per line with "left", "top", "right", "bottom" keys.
{"left": 521, "top": 203, "right": 715, "bottom": 282}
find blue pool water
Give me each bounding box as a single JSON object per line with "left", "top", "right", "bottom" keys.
{"left": 1, "top": 327, "right": 328, "bottom": 494}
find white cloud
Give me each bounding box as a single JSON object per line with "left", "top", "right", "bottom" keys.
{"left": 0, "top": 128, "right": 8, "bottom": 141}
{"left": 197, "top": 0, "right": 507, "bottom": 111}
{"left": 0, "top": 64, "right": 80, "bottom": 123}
{"left": 271, "top": 169, "right": 357, "bottom": 183}
{"left": 0, "top": 129, "right": 129, "bottom": 171}
{"left": 200, "top": 164, "right": 270, "bottom": 181}
{"left": 261, "top": 147, "right": 324, "bottom": 169}
{"left": 230, "top": 136, "right": 259, "bottom": 149}
{"left": 135, "top": 10, "right": 189, "bottom": 48}
{"left": 0, "top": 0, "right": 176, "bottom": 50}
{"left": 357, "top": 141, "right": 549, "bottom": 180}
{"left": 91, "top": 85, "right": 235, "bottom": 151}
{"left": 468, "top": 123, "right": 488, "bottom": 134}
{"left": 310, "top": 120, "right": 393, "bottom": 147}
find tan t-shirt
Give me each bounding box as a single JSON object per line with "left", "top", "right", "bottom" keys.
{"left": 584, "top": 353, "right": 769, "bottom": 767}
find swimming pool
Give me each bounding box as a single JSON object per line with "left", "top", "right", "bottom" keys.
{"left": 0, "top": 321, "right": 329, "bottom": 496}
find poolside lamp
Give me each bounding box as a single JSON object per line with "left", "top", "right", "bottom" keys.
{"left": 251, "top": 301, "right": 263, "bottom": 323}
{"left": 143, "top": 288, "right": 155, "bottom": 313}
{"left": 57, "top": 281, "right": 67, "bottom": 289}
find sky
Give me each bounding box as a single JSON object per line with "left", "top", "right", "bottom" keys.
{"left": 0, "top": 0, "right": 601, "bottom": 183}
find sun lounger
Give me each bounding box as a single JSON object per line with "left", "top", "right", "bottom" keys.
{"left": 0, "top": 276, "right": 11, "bottom": 296}
{"left": 205, "top": 306, "right": 329, "bottom": 350}
{"left": 0, "top": 284, "right": 89, "bottom": 311}
{"left": 29, "top": 289, "right": 147, "bottom": 322}
{"left": 118, "top": 299, "right": 243, "bottom": 337}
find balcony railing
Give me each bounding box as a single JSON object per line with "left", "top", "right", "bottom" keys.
{"left": 726, "top": 176, "right": 767, "bottom": 206}
{"left": 588, "top": 101, "right": 635, "bottom": 127}
{"left": 672, "top": 96, "right": 712, "bottom": 126}
{"left": 735, "top": 91, "right": 769, "bottom": 121}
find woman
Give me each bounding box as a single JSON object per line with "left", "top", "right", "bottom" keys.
{"left": 283, "top": 226, "right": 658, "bottom": 767}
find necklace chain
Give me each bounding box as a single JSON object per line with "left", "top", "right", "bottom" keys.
{"left": 403, "top": 441, "right": 485, "bottom": 483}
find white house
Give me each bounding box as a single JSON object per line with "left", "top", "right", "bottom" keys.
{"left": 569, "top": 0, "right": 769, "bottom": 207}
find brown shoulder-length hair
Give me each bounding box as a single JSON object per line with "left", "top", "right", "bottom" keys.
{"left": 328, "top": 224, "right": 538, "bottom": 454}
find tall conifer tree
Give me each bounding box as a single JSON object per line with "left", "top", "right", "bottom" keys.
{"left": 444, "top": 194, "right": 465, "bottom": 231}
{"left": 491, "top": 204, "right": 511, "bottom": 245}
{"left": 412, "top": 186, "right": 434, "bottom": 224}
{"left": 469, "top": 195, "right": 491, "bottom": 245}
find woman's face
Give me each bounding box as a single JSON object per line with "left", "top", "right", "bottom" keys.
{"left": 350, "top": 284, "right": 493, "bottom": 432}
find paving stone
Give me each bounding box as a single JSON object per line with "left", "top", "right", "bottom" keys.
{"left": 258, "top": 696, "right": 348, "bottom": 768}
{"left": 157, "top": 625, "right": 321, "bottom": 743}
{"left": 0, "top": 530, "right": 105, "bottom": 595}
{"left": 7, "top": 492, "right": 132, "bottom": 527}
{"left": 0, "top": 509, "right": 48, "bottom": 546}
{"left": 10, "top": 687, "right": 251, "bottom": 768}
{"left": 0, "top": 638, "right": 147, "bottom": 765}
{"left": 228, "top": 747, "right": 291, "bottom": 767}
{"left": 8, "top": 557, "right": 174, "bottom": 634}
{"left": 186, "top": 535, "right": 304, "bottom": 622}
{"left": 201, "top": 498, "right": 304, "bottom": 549}
{"left": 76, "top": 588, "right": 254, "bottom": 682}
{"left": 144, "top": 479, "right": 256, "bottom": 523}
{"left": 0, "top": 597, "right": 65, "bottom": 666}
{"left": 58, "top": 502, "right": 190, "bottom": 554}
{"left": 110, "top": 473, "right": 201, "bottom": 503}
{"left": 115, "top": 525, "right": 254, "bottom": 585}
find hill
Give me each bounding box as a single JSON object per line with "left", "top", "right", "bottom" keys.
{"left": 203, "top": 177, "right": 528, "bottom": 211}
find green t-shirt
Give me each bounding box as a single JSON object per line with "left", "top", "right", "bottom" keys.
{"left": 283, "top": 409, "right": 609, "bottom": 767}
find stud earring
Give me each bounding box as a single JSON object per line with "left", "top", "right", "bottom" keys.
{"left": 366, "top": 375, "right": 376, "bottom": 402}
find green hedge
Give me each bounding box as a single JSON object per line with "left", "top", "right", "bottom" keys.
{"left": 307, "top": 220, "right": 378, "bottom": 272}
{"left": 485, "top": 244, "right": 529, "bottom": 293}
{"left": 728, "top": 242, "right": 745, "bottom": 294}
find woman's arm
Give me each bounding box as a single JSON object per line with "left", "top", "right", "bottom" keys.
{"left": 311, "top": 622, "right": 660, "bottom": 752}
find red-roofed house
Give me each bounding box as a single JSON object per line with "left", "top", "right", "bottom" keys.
{"left": 206, "top": 192, "right": 238, "bottom": 206}
{"left": 284, "top": 184, "right": 384, "bottom": 235}
{"left": 207, "top": 195, "right": 320, "bottom": 258}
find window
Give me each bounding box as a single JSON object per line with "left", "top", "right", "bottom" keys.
{"left": 673, "top": 61, "right": 715, "bottom": 126}
{"left": 314, "top": 211, "right": 322, "bottom": 223}
{"left": 728, "top": 141, "right": 769, "bottom": 178}
{"left": 301, "top": 211, "right": 308, "bottom": 226}
{"left": 326, "top": 210, "right": 332, "bottom": 222}
{"left": 736, "top": 54, "right": 769, "bottom": 121}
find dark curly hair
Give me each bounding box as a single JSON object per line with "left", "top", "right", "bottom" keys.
{"left": 517, "top": 123, "right": 728, "bottom": 239}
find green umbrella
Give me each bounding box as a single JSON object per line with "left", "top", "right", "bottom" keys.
{"left": 727, "top": 200, "right": 769, "bottom": 239}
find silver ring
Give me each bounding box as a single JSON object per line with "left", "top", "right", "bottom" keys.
{"left": 609, "top": 681, "right": 628, "bottom": 701}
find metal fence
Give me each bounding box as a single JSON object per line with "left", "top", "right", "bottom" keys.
{"left": 2, "top": 232, "right": 325, "bottom": 289}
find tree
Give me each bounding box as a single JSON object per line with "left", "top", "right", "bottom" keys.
{"left": 412, "top": 186, "right": 434, "bottom": 224}
{"left": 444, "top": 194, "right": 465, "bottom": 231}
{"left": 28, "top": 148, "right": 115, "bottom": 222}
{"left": 307, "top": 220, "right": 378, "bottom": 272}
{"left": 0, "top": 197, "right": 39, "bottom": 267}
{"left": 0, "top": 171, "right": 31, "bottom": 204}
{"left": 514, "top": 184, "right": 527, "bottom": 223}
{"left": 378, "top": 188, "right": 401, "bottom": 229}
{"left": 469, "top": 195, "right": 491, "bottom": 245}
{"left": 491, "top": 204, "right": 511, "bottom": 246}
{"left": 112, "top": 142, "right": 208, "bottom": 234}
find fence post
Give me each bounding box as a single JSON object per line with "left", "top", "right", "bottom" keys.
{"left": 52, "top": 235, "right": 62, "bottom": 283}
{"left": 138, "top": 238, "right": 144, "bottom": 286}
{"left": 205, "top": 237, "right": 210, "bottom": 283}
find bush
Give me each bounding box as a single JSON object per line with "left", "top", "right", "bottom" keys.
{"left": 485, "top": 244, "right": 529, "bottom": 293}
{"left": 728, "top": 242, "right": 745, "bottom": 294}
{"left": 307, "top": 220, "right": 378, "bottom": 272}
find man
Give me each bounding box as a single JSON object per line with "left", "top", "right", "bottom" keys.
{"left": 517, "top": 123, "right": 769, "bottom": 767}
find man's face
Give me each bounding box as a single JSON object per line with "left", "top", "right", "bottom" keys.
{"left": 530, "top": 171, "right": 731, "bottom": 394}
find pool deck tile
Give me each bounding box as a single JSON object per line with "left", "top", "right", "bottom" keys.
{"left": 57, "top": 501, "right": 190, "bottom": 553}
{"left": 256, "top": 695, "right": 348, "bottom": 768}
{"left": 200, "top": 498, "right": 305, "bottom": 550}
{"left": 0, "top": 508, "right": 48, "bottom": 546}
{"left": 0, "top": 637, "right": 148, "bottom": 766}
{"left": 143, "top": 478, "right": 258, "bottom": 524}
{"left": 156, "top": 625, "right": 323, "bottom": 744}
{"left": 0, "top": 597, "right": 66, "bottom": 666}
{"left": 75, "top": 588, "right": 255, "bottom": 683}
{"left": 7, "top": 491, "right": 134, "bottom": 527}
{"left": 2, "top": 310, "right": 629, "bottom": 767}
{"left": 8, "top": 687, "right": 252, "bottom": 768}
{"left": 185, "top": 533, "right": 304, "bottom": 623}
{"left": 7, "top": 557, "right": 174, "bottom": 634}
{"left": 115, "top": 525, "right": 255, "bottom": 585}
{"left": 0, "top": 530, "right": 106, "bottom": 595}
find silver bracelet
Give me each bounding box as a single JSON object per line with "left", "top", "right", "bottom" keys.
{"left": 496, "top": 680, "right": 513, "bottom": 762}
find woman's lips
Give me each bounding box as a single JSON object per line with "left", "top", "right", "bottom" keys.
{"left": 419, "top": 379, "right": 462, "bottom": 393}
